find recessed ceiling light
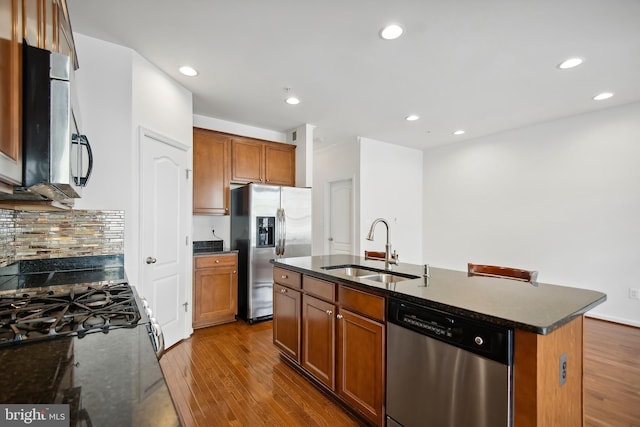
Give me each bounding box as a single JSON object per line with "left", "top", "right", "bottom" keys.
{"left": 285, "top": 96, "right": 300, "bottom": 105}
{"left": 558, "top": 57, "right": 584, "bottom": 69}
{"left": 593, "top": 92, "right": 614, "bottom": 101}
{"left": 405, "top": 115, "right": 419, "bottom": 121}
{"left": 179, "top": 66, "right": 198, "bottom": 77}
{"left": 453, "top": 130, "right": 465, "bottom": 135}
{"left": 380, "top": 24, "right": 404, "bottom": 40}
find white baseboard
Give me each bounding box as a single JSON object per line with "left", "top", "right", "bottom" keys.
{"left": 586, "top": 312, "right": 640, "bottom": 328}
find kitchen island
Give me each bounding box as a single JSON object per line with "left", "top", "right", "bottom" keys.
{"left": 271, "top": 254, "right": 606, "bottom": 427}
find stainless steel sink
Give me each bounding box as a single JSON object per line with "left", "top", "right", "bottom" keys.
{"left": 321, "top": 265, "right": 379, "bottom": 277}
{"left": 360, "top": 272, "right": 414, "bottom": 284}
{"left": 321, "top": 264, "right": 419, "bottom": 283}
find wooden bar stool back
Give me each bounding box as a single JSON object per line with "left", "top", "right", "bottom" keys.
{"left": 467, "top": 263, "right": 538, "bottom": 283}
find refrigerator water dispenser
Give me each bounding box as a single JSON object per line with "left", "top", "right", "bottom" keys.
{"left": 256, "top": 216, "right": 275, "bottom": 247}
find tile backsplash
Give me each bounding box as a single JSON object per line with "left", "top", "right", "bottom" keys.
{"left": 0, "top": 209, "right": 124, "bottom": 267}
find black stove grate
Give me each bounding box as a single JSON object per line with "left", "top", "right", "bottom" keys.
{"left": 0, "top": 283, "right": 141, "bottom": 346}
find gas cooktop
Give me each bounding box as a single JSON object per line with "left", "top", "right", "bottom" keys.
{"left": 0, "top": 255, "right": 144, "bottom": 347}
{"left": 0, "top": 282, "right": 142, "bottom": 346}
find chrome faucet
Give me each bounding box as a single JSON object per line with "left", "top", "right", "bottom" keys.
{"left": 365, "top": 218, "right": 399, "bottom": 270}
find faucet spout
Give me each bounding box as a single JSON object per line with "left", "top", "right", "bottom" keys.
{"left": 365, "top": 218, "right": 399, "bottom": 270}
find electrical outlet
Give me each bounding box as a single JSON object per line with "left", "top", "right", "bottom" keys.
{"left": 629, "top": 288, "right": 640, "bottom": 300}
{"left": 559, "top": 353, "right": 567, "bottom": 387}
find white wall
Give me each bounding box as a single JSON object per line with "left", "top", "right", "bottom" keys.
{"left": 287, "top": 124, "right": 315, "bottom": 187}
{"left": 193, "top": 114, "right": 285, "bottom": 142}
{"left": 72, "top": 34, "right": 193, "bottom": 289}
{"left": 360, "top": 137, "right": 424, "bottom": 264}
{"left": 313, "top": 140, "right": 360, "bottom": 255}
{"left": 423, "top": 102, "right": 640, "bottom": 326}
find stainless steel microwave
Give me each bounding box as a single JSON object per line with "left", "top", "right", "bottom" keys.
{"left": 20, "top": 44, "right": 92, "bottom": 204}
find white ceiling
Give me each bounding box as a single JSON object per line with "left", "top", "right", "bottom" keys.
{"left": 67, "top": 0, "right": 640, "bottom": 150}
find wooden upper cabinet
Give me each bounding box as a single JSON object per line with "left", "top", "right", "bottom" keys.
{"left": 231, "top": 138, "right": 296, "bottom": 186}
{"left": 193, "top": 128, "right": 230, "bottom": 215}
{"left": 264, "top": 143, "right": 295, "bottom": 186}
{"left": 0, "top": 0, "right": 22, "bottom": 185}
{"left": 230, "top": 138, "right": 263, "bottom": 183}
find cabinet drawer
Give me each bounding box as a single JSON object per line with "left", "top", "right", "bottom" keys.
{"left": 195, "top": 253, "right": 237, "bottom": 269}
{"left": 338, "top": 285, "right": 385, "bottom": 322}
{"left": 303, "top": 276, "right": 335, "bottom": 302}
{"left": 274, "top": 267, "right": 301, "bottom": 289}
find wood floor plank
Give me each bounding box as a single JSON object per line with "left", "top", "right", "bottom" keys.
{"left": 584, "top": 317, "right": 640, "bottom": 427}
{"left": 160, "top": 317, "right": 639, "bottom": 427}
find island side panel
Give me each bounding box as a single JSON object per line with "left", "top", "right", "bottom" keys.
{"left": 514, "top": 315, "right": 584, "bottom": 426}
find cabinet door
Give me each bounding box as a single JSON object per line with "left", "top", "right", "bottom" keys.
{"left": 193, "top": 129, "right": 230, "bottom": 215}
{"left": 193, "top": 265, "right": 238, "bottom": 328}
{"left": 231, "top": 139, "right": 263, "bottom": 183}
{"left": 264, "top": 143, "right": 295, "bottom": 186}
{"left": 302, "top": 294, "right": 335, "bottom": 389}
{"left": 22, "top": 0, "right": 40, "bottom": 46}
{"left": 273, "top": 283, "right": 301, "bottom": 362}
{"left": 0, "top": 0, "right": 22, "bottom": 186}
{"left": 337, "top": 308, "right": 385, "bottom": 426}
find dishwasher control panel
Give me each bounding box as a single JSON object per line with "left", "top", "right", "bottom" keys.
{"left": 388, "top": 298, "right": 513, "bottom": 365}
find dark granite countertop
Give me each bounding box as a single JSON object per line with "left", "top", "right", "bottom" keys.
{"left": 0, "top": 255, "right": 181, "bottom": 426}
{"left": 193, "top": 249, "right": 237, "bottom": 256}
{"left": 271, "top": 255, "right": 606, "bottom": 335}
{"left": 192, "top": 240, "right": 237, "bottom": 256}
{"left": 0, "top": 325, "right": 180, "bottom": 427}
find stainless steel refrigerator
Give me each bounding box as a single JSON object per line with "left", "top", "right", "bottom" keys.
{"left": 231, "top": 183, "right": 312, "bottom": 323}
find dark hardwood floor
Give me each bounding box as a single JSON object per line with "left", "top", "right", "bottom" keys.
{"left": 160, "top": 317, "right": 640, "bottom": 427}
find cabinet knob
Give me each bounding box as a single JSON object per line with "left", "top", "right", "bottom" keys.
{"left": 233, "top": 270, "right": 237, "bottom": 274}
{"left": 215, "top": 259, "right": 220, "bottom": 263}
{"left": 281, "top": 275, "right": 288, "bottom": 279}
{"left": 280, "top": 288, "right": 287, "bottom": 293}
{"left": 326, "top": 310, "right": 333, "bottom": 316}
{"left": 336, "top": 314, "right": 343, "bottom": 319}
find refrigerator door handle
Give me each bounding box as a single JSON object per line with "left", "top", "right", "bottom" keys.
{"left": 276, "top": 208, "right": 284, "bottom": 256}
{"left": 281, "top": 208, "right": 286, "bottom": 256}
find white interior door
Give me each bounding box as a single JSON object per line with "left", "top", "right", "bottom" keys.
{"left": 140, "top": 128, "right": 190, "bottom": 349}
{"left": 327, "top": 178, "right": 353, "bottom": 255}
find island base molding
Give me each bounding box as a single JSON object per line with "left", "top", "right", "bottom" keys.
{"left": 514, "top": 315, "right": 584, "bottom": 426}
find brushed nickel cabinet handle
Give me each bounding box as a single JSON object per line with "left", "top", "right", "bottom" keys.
{"left": 281, "top": 275, "right": 288, "bottom": 279}
{"left": 326, "top": 310, "right": 333, "bottom": 316}
{"left": 336, "top": 314, "right": 343, "bottom": 319}
{"left": 280, "top": 288, "right": 287, "bottom": 293}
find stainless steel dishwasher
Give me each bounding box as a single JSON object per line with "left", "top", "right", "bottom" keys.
{"left": 386, "top": 298, "right": 513, "bottom": 427}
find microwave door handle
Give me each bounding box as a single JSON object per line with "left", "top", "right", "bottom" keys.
{"left": 77, "top": 135, "right": 93, "bottom": 187}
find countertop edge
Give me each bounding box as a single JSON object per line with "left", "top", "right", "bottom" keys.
{"left": 270, "top": 258, "right": 607, "bottom": 335}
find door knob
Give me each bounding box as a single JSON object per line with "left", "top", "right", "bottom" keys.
{"left": 146, "top": 257, "right": 157, "bottom": 264}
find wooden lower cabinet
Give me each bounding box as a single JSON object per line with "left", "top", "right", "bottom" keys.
{"left": 302, "top": 294, "right": 335, "bottom": 389}
{"left": 272, "top": 266, "right": 386, "bottom": 426}
{"left": 193, "top": 253, "right": 238, "bottom": 328}
{"left": 273, "top": 282, "right": 301, "bottom": 362}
